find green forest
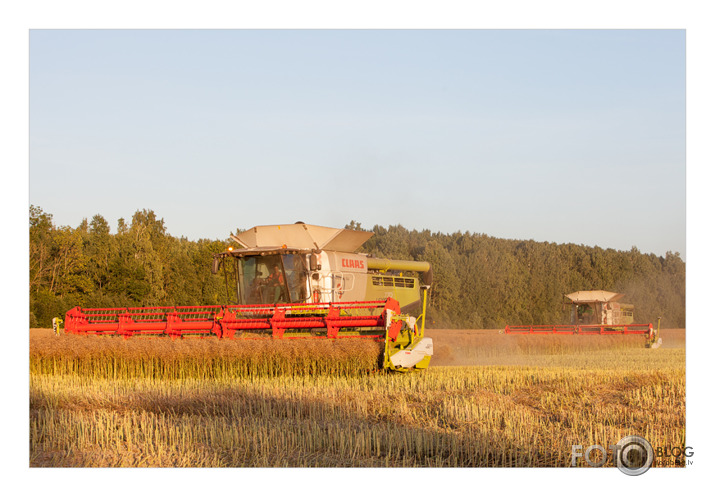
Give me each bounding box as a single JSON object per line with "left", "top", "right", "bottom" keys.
{"left": 29, "top": 206, "right": 686, "bottom": 329}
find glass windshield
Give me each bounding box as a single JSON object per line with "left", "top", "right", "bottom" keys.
{"left": 283, "top": 253, "right": 309, "bottom": 303}
{"left": 238, "top": 254, "right": 308, "bottom": 304}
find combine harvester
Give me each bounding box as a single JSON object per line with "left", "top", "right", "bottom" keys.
{"left": 63, "top": 223, "right": 434, "bottom": 371}
{"left": 504, "top": 290, "right": 662, "bottom": 348}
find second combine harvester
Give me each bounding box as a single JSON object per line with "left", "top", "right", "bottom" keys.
{"left": 64, "top": 223, "right": 434, "bottom": 371}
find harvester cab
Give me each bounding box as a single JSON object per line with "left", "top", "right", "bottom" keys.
{"left": 63, "top": 223, "right": 434, "bottom": 372}
{"left": 214, "top": 224, "right": 431, "bottom": 307}
{"left": 565, "top": 291, "right": 634, "bottom": 326}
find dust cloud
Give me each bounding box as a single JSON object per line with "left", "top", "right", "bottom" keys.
{"left": 424, "top": 329, "right": 685, "bottom": 367}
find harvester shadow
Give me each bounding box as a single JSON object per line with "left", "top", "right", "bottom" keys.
{"left": 119, "top": 379, "right": 550, "bottom": 468}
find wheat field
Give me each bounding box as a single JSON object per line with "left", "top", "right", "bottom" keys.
{"left": 29, "top": 328, "right": 685, "bottom": 468}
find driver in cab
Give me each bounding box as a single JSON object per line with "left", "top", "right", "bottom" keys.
{"left": 265, "top": 264, "right": 285, "bottom": 303}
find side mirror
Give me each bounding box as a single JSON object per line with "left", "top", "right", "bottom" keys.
{"left": 309, "top": 253, "right": 321, "bottom": 272}
{"left": 211, "top": 256, "right": 222, "bottom": 275}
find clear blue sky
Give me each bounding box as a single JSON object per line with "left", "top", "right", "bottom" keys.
{"left": 29, "top": 29, "right": 685, "bottom": 257}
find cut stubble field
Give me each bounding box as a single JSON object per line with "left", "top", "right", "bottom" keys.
{"left": 29, "top": 328, "right": 685, "bottom": 468}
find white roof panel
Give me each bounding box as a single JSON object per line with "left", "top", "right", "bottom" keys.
{"left": 565, "top": 290, "right": 626, "bottom": 303}
{"left": 231, "top": 223, "right": 373, "bottom": 253}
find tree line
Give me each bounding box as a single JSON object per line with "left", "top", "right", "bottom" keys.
{"left": 29, "top": 207, "right": 685, "bottom": 329}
